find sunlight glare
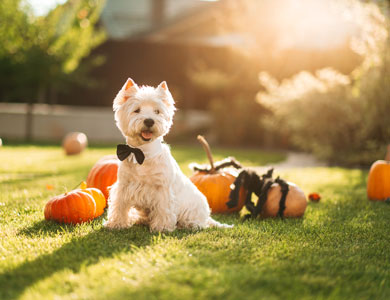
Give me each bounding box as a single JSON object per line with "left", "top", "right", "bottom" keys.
{"left": 24, "top": 0, "right": 67, "bottom": 16}
{"left": 269, "top": 0, "right": 356, "bottom": 50}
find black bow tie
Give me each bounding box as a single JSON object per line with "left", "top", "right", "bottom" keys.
{"left": 116, "top": 144, "right": 145, "bottom": 164}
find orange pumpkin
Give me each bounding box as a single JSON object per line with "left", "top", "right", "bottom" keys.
{"left": 191, "top": 170, "right": 246, "bottom": 213}
{"left": 86, "top": 155, "right": 119, "bottom": 199}
{"left": 367, "top": 145, "right": 390, "bottom": 201}
{"left": 261, "top": 182, "right": 307, "bottom": 218}
{"left": 79, "top": 181, "right": 106, "bottom": 217}
{"left": 45, "top": 190, "right": 96, "bottom": 224}
{"left": 44, "top": 184, "right": 106, "bottom": 224}
{"left": 190, "top": 136, "right": 246, "bottom": 213}
{"left": 62, "top": 132, "right": 88, "bottom": 155}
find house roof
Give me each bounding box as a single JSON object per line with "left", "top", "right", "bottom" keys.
{"left": 100, "top": 0, "right": 237, "bottom": 46}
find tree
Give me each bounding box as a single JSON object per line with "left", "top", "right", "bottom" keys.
{"left": 0, "top": 0, "right": 106, "bottom": 103}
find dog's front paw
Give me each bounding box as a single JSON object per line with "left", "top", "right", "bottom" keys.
{"left": 149, "top": 223, "right": 176, "bottom": 232}
{"left": 149, "top": 218, "right": 176, "bottom": 232}
{"left": 149, "top": 212, "right": 177, "bottom": 232}
{"left": 104, "top": 219, "right": 132, "bottom": 230}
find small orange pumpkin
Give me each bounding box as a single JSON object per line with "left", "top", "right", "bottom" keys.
{"left": 44, "top": 184, "right": 106, "bottom": 224}
{"left": 86, "top": 155, "right": 119, "bottom": 199}
{"left": 190, "top": 136, "right": 246, "bottom": 213}
{"left": 367, "top": 145, "right": 390, "bottom": 201}
{"left": 79, "top": 181, "right": 106, "bottom": 217}
{"left": 191, "top": 170, "right": 246, "bottom": 213}
{"left": 45, "top": 190, "right": 95, "bottom": 224}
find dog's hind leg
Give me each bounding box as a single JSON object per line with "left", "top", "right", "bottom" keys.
{"left": 207, "top": 217, "right": 233, "bottom": 228}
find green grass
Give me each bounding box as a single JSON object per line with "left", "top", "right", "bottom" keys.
{"left": 0, "top": 145, "right": 389, "bottom": 300}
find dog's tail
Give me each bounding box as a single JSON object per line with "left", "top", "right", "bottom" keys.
{"left": 207, "top": 217, "right": 233, "bottom": 228}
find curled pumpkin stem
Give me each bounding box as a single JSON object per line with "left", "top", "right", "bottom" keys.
{"left": 197, "top": 135, "right": 215, "bottom": 172}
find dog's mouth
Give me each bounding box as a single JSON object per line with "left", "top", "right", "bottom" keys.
{"left": 140, "top": 130, "right": 153, "bottom": 141}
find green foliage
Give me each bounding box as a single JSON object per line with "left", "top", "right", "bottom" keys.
{"left": 257, "top": 0, "right": 390, "bottom": 166}
{"left": 0, "top": 0, "right": 106, "bottom": 102}
{"left": 209, "top": 96, "right": 267, "bottom": 146}
{"left": 1, "top": 145, "right": 390, "bottom": 299}
{"left": 188, "top": 57, "right": 269, "bottom": 147}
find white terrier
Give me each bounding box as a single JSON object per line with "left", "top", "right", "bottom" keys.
{"left": 104, "top": 78, "right": 232, "bottom": 232}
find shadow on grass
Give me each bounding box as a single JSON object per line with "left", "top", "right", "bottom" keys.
{"left": 18, "top": 220, "right": 80, "bottom": 237}
{"left": 1, "top": 172, "right": 62, "bottom": 185}
{"left": 0, "top": 164, "right": 94, "bottom": 186}
{"left": 17, "top": 216, "right": 106, "bottom": 237}
{"left": 2, "top": 218, "right": 202, "bottom": 300}
{"left": 1, "top": 223, "right": 156, "bottom": 300}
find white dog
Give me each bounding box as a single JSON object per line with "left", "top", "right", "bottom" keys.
{"left": 104, "top": 78, "right": 232, "bottom": 232}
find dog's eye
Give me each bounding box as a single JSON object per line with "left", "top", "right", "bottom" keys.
{"left": 134, "top": 108, "right": 140, "bottom": 113}
{"left": 154, "top": 109, "right": 160, "bottom": 114}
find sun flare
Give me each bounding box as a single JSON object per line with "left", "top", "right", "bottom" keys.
{"left": 234, "top": 0, "right": 358, "bottom": 51}
{"left": 266, "top": 0, "right": 356, "bottom": 50}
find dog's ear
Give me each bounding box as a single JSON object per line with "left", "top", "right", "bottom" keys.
{"left": 123, "top": 78, "right": 138, "bottom": 91}
{"left": 158, "top": 81, "right": 168, "bottom": 91}
{"left": 113, "top": 78, "right": 138, "bottom": 110}
{"left": 157, "top": 81, "right": 175, "bottom": 108}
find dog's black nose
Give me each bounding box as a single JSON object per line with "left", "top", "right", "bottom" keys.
{"left": 144, "top": 118, "right": 154, "bottom": 128}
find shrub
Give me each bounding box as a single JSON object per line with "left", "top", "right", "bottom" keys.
{"left": 257, "top": 1, "right": 390, "bottom": 166}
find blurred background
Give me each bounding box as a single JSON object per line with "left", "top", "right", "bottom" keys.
{"left": 0, "top": 0, "right": 389, "bottom": 166}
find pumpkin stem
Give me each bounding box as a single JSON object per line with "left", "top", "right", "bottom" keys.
{"left": 386, "top": 145, "right": 390, "bottom": 161}
{"left": 72, "top": 180, "right": 84, "bottom": 190}
{"left": 197, "top": 135, "right": 215, "bottom": 172}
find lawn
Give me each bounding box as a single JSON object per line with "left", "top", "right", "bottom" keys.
{"left": 0, "top": 144, "right": 389, "bottom": 300}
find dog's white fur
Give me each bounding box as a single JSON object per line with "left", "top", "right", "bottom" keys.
{"left": 104, "top": 78, "right": 232, "bottom": 232}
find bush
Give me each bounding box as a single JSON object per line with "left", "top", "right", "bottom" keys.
{"left": 257, "top": 1, "right": 390, "bottom": 166}
{"left": 209, "top": 96, "right": 267, "bottom": 146}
